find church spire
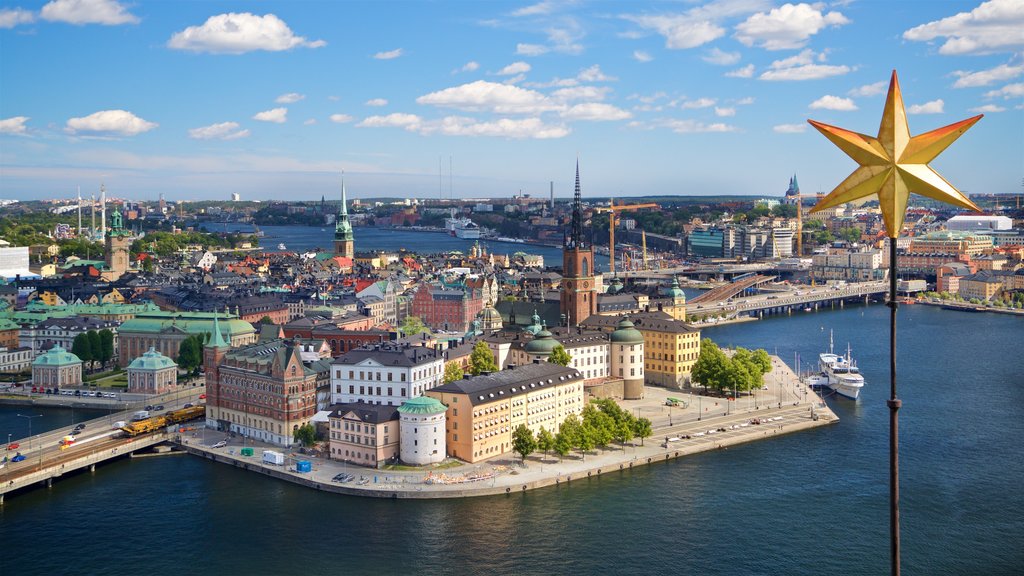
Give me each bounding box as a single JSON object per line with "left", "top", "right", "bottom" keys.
{"left": 568, "top": 158, "right": 584, "bottom": 248}
{"left": 340, "top": 172, "right": 349, "bottom": 217}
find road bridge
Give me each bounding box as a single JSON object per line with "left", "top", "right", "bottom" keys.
{"left": 689, "top": 274, "right": 777, "bottom": 304}
{"left": 688, "top": 282, "right": 889, "bottom": 319}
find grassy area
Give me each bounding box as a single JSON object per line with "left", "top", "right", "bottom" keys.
{"left": 84, "top": 367, "right": 124, "bottom": 382}
{"left": 382, "top": 459, "right": 463, "bottom": 471}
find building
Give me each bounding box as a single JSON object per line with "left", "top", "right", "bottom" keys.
{"left": 397, "top": 396, "right": 447, "bottom": 465}
{"left": 19, "top": 316, "right": 120, "bottom": 358}
{"left": 126, "top": 347, "right": 178, "bottom": 395}
{"left": 936, "top": 262, "right": 974, "bottom": 293}
{"left": 0, "top": 246, "right": 36, "bottom": 281}
{"left": 581, "top": 310, "right": 701, "bottom": 389}
{"left": 327, "top": 402, "right": 400, "bottom": 468}
{"left": 898, "top": 231, "right": 993, "bottom": 276}
{"left": 356, "top": 280, "right": 399, "bottom": 325}
{"left": 333, "top": 180, "right": 355, "bottom": 259}
{"left": 947, "top": 215, "right": 1012, "bottom": 231}
{"left": 959, "top": 271, "right": 1003, "bottom": 301}
{"left": 561, "top": 162, "right": 597, "bottom": 325}
{"left": 0, "top": 346, "right": 32, "bottom": 373}
{"left": 610, "top": 318, "right": 645, "bottom": 399}
{"left": 427, "top": 362, "right": 585, "bottom": 463}
{"left": 103, "top": 209, "right": 132, "bottom": 281}
{"left": 330, "top": 342, "right": 445, "bottom": 406}
{"left": 411, "top": 283, "right": 484, "bottom": 332}
{"left": 117, "top": 311, "right": 256, "bottom": 367}
{"left": 31, "top": 345, "right": 83, "bottom": 390}
{"left": 811, "top": 248, "right": 886, "bottom": 282}
{"left": 204, "top": 329, "right": 326, "bottom": 447}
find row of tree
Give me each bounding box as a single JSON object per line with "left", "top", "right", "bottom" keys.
{"left": 443, "top": 341, "right": 574, "bottom": 385}
{"left": 691, "top": 338, "right": 772, "bottom": 394}
{"left": 512, "top": 398, "right": 654, "bottom": 463}
{"left": 70, "top": 329, "right": 115, "bottom": 371}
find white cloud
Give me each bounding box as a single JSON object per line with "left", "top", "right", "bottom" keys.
{"left": 329, "top": 114, "right": 353, "bottom": 123}
{"left": 969, "top": 104, "right": 1006, "bottom": 113}
{"left": 726, "top": 64, "right": 755, "bottom": 78}
{"left": 735, "top": 3, "right": 850, "bottom": 50}
{"left": 0, "top": 7, "right": 35, "bottom": 28}
{"left": 429, "top": 116, "right": 570, "bottom": 139}
{"left": 633, "top": 50, "right": 653, "bottom": 63}
{"left": 759, "top": 49, "right": 850, "bottom": 81}
{"left": 365, "top": 98, "right": 388, "bottom": 107}
{"left": 663, "top": 119, "right": 737, "bottom": 133}
{"left": 908, "top": 99, "right": 944, "bottom": 114}
{"left": 550, "top": 86, "right": 611, "bottom": 102}
{"left": 416, "top": 80, "right": 559, "bottom": 114}
{"left": 702, "top": 47, "right": 741, "bottom": 65}
{"left": 679, "top": 97, "right": 716, "bottom": 109}
{"left": 303, "top": 118, "right": 317, "bottom": 125}
{"left": 561, "top": 103, "right": 632, "bottom": 121}
{"left": 511, "top": 1, "right": 560, "bottom": 17}
{"left": 0, "top": 116, "right": 30, "bottom": 135}
{"left": 773, "top": 123, "right": 807, "bottom": 133}
{"left": 714, "top": 107, "right": 736, "bottom": 117}
{"left": 984, "top": 82, "right": 1024, "bottom": 99}
{"left": 373, "top": 48, "right": 403, "bottom": 60}
{"left": 624, "top": 14, "right": 725, "bottom": 49}
{"left": 41, "top": 0, "right": 138, "bottom": 25}
{"left": 809, "top": 95, "right": 858, "bottom": 111}
{"left": 188, "top": 121, "right": 250, "bottom": 140}
{"left": 952, "top": 63, "right": 1024, "bottom": 88}
{"left": 275, "top": 92, "right": 305, "bottom": 104}
{"left": 66, "top": 109, "right": 157, "bottom": 136}
{"left": 516, "top": 43, "right": 549, "bottom": 56}
{"left": 848, "top": 81, "right": 886, "bottom": 97}
{"left": 497, "top": 61, "right": 531, "bottom": 76}
{"left": 735, "top": 96, "right": 755, "bottom": 105}
{"left": 168, "top": 13, "right": 325, "bottom": 54}
{"left": 903, "top": 0, "right": 1024, "bottom": 55}
{"left": 459, "top": 61, "right": 480, "bottom": 72}
{"left": 357, "top": 113, "right": 423, "bottom": 130}
{"left": 577, "top": 64, "right": 616, "bottom": 82}
{"left": 253, "top": 107, "right": 288, "bottom": 123}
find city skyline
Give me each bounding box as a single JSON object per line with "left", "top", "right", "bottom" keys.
{"left": 1, "top": 0, "right": 1021, "bottom": 202}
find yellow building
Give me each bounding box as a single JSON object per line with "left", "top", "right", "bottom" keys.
{"left": 958, "top": 271, "right": 1003, "bottom": 301}
{"left": 426, "top": 362, "right": 584, "bottom": 463}
{"left": 581, "top": 309, "right": 701, "bottom": 389}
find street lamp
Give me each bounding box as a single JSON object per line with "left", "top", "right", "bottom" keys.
{"left": 17, "top": 413, "right": 43, "bottom": 468}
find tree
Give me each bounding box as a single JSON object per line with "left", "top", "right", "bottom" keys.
{"left": 616, "top": 412, "right": 637, "bottom": 450}
{"left": 87, "top": 330, "right": 102, "bottom": 370}
{"left": 443, "top": 362, "right": 464, "bottom": 384}
{"left": 553, "top": 431, "right": 572, "bottom": 461}
{"left": 259, "top": 316, "right": 274, "bottom": 325}
{"left": 692, "top": 338, "right": 729, "bottom": 391}
{"left": 177, "top": 335, "right": 204, "bottom": 375}
{"left": 140, "top": 255, "right": 154, "bottom": 273}
{"left": 512, "top": 424, "right": 537, "bottom": 464}
{"left": 536, "top": 426, "right": 555, "bottom": 459}
{"left": 98, "top": 329, "right": 114, "bottom": 367}
{"left": 548, "top": 344, "right": 572, "bottom": 367}
{"left": 839, "top": 227, "right": 862, "bottom": 243}
{"left": 469, "top": 341, "right": 498, "bottom": 375}
{"left": 71, "top": 333, "right": 93, "bottom": 367}
{"left": 400, "top": 316, "right": 427, "bottom": 336}
{"left": 576, "top": 424, "right": 596, "bottom": 460}
{"left": 559, "top": 413, "right": 582, "bottom": 454}
{"left": 293, "top": 423, "right": 316, "bottom": 447}
{"left": 634, "top": 417, "right": 653, "bottom": 446}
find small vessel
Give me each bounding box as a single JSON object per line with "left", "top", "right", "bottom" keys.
{"left": 278, "top": 243, "right": 287, "bottom": 250}
{"left": 818, "top": 331, "right": 864, "bottom": 400}
{"left": 803, "top": 373, "right": 830, "bottom": 388}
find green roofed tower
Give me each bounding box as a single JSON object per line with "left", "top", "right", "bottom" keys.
{"left": 334, "top": 173, "right": 355, "bottom": 259}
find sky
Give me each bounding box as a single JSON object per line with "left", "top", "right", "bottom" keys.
{"left": 0, "top": 0, "right": 1021, "bottom": 203}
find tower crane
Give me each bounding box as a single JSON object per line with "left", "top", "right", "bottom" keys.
{"left": 593, "top": 199, "right": 658, "bottom": 276}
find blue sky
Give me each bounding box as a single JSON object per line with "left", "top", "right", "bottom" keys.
{"left": 1, "top": 0, "right": 1021, "bottom": 202}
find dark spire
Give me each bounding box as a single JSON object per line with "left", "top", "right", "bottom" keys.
{"left": 568, "top": 159, "right": 584, "bottom": 248}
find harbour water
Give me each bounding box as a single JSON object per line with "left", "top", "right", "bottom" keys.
{"left": 1, "top": 304, "right": 1020, "bottom": 575}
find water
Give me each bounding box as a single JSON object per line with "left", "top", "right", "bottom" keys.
{"left": 0, "top": 405, "right": 110, "bottom": 446}
{"left": 2, "top": 304, "right": 1019, "bottom": 575}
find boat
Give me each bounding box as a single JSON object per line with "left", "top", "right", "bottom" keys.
{"left": 818, "top": 331, "right": 865, "bottom": 400}
{"left": 803, "top": 373, "right": 830, "bottom": 388}
{"left": 278, "top": 243, "right": 287, "bottom": 250}
{"left": 452, "top": 218, "right": 481, "bottom": 239}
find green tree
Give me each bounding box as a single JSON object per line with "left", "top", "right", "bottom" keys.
{"left": 293, "top": 423, "right": 316, "bottom": 447}
{"left": 512, "top": 424, "right": 537, "bottom": 464}
{"left": 469, "top": 341, "right": 498, "bottom": 375}
{"left": 400, "top": 316, "right": 427, "bottom": 336}
{"left": 177, "top": 335, "right": 204, "bottom": 375}
{"left": 616, "top": 412, "right": 637, "bottom": 450}
{"left": 536, "top": 426, "right": 555, "bottom": 459}
{"left": 559, "top": 413, "right": 582, "bottom": 453}
{"left": 634, "top": 417, "right": 653, "bottom": 446}
{"left": 140, "top": 255, "right": 154, "bottom": 273}
{"left": 576, "top": 424, "right": 596, "bottom": 460}
{"left": 98, "top": 329, "right": 114, "bottom": 367}
{"left": 548, "top": 344, "right": 572, "bottom": 367}
{"left": 553, "top": 431, "right": 572, "bottom": 461}
{"left": 839, "top": 227, "right": 862, "bottom": 243}
{"left": 692, "top": 338, "right": 728, "bottom": 391}
{"left": 259, "top": 316, "right": 274, "bottom": 325}
{"left": 71, "top": 333, "right": 93, "bottom": 367}
{"left": 86, "top": 330, "right": 102, "bottom": 370}
{"left": 443, "top": 362, "right": 464, "bottom": 384}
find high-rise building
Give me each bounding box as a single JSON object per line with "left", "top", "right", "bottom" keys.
{"left": 333, "top": 175, "right": 355, "bottom": 258}
{"left": 561, "top": 161, "right": 597, "bottom": 326}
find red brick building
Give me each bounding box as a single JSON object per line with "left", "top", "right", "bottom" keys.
{"left": 410, "top": 283, "right": 483, "bottom": 332}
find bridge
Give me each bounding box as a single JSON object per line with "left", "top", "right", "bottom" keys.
{"left": 687, "top": 282, "right": 889, "bottom": 319}
{"left": 689, "top": 274, "right": 777, "bottom": 304}
{"left": 607, "top": 262, "right": 775, "bottom": 282}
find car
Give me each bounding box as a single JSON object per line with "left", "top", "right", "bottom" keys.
{"left": 154, "top": 405, "right": 165, "bottom": 411}
{"left": 199, "top": 394, "right": 207, "bottom": 400}
{"left": 183, "top": 403, "right": 194, "bottom": 408}
{"left": 6, "top": 442, "right": 19, "bottom": 450}
{"left": 11, "top": 453, "right": 26, "bottom": 462}
{"left": 105, "top": 392, "right": 118, "bottom": 398}
{"left": 211, "top": 440, "right": 227, "bottom": 449}
{"left": 145, "top": 405, "right": 155, "bottom": 411}
{"left": 74, "top": 423, "right": 86, "bottom": 430}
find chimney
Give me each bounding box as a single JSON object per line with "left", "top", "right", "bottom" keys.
{"left": 463, "top": 373, "right": 472, "bottom": 380}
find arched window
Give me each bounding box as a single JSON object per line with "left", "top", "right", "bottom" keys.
{"left": 582, "top": 258, "right": 589, "bottom": 277}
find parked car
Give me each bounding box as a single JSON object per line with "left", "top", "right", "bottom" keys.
{"left": 211, "top": 440, "right": 227, "bottom": 449}
{"left": 6, "top": 442, "right": 19, "bottom": 450}
{"left": 145, "top": 405, "right": 155, "bottom": 411}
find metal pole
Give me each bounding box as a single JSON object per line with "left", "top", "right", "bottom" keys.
{"left": 887, "top": 237, "right": 901, "bottom": 576}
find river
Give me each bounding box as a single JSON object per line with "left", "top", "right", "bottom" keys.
{"left": 1, "top": 303, "right": 1019, "bottom": 575}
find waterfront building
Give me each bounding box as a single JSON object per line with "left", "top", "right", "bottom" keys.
{"left": 0, "top": 346, "right": 32, "bottom": 373}
{"left": 561, "top": 162, "right": 597, "bottom": 325}
{"left": 427, "top": 362, "right": 585, "bottom": 463}
{"left": 117, "top": 311, "right": 256, "bottom": 367}
{"left": 947, "top": 215, "right": 1012, "bottom": 231}
{"left": 31, "top": 345, "right": 82, "bottom": 389}
{"left": 936, "top": 262, "right": 974, "bottom": 294}
{"left": 610, "top": 318, "right": 645, "bottom": 400}
{"left": 334, "top": 180, "right": 355, "bottom": 259}
{"left": 410, "top": 282, "right": 484, "bottom": 332}
{"left": 958, "top": 271, "right": 1004, "bottom": 301}
{"left": 398, "top": 396, "right": 448, "bottom": 465}
{"left": 103, "top": 209, "right": 132, "bottom": 282}
{"left": 581, "top": 310, "right": 700, "bottom": 389}
{"left": 126, "top": 347, "right": 177, "bottom": 395}
{"left": 897, "top": 231, "right": 993, "bottom": 276}
{"left": 330, "top": 342, "right": 444, "bottom": 407}
{"left": 811, "top": 248, "right": 886, "bottom": 282}
{"left": 327, "top": 402, "right": 399, "bottom": 468}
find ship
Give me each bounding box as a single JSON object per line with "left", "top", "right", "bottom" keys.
{"left": 445, "top": 216, "right": 480, "bottom": 239}
{"left": 816, "top": 331, "right": 864, "bottom": 400}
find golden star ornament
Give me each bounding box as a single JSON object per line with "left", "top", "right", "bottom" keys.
{"left": 808, "top": 70, "right": 982, "bottom": 238}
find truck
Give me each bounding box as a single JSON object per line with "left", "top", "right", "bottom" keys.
{"left": 262, "top": 450, "right": 285, "bottom": 466}
{"left": 131, "top": 410, "right": 150, "bottom": 422}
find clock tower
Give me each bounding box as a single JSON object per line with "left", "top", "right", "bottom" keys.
{"left": 561, "top": 161, "right": 597, "bottom": 326}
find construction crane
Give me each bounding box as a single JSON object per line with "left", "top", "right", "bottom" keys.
{"left": 594, "top": 199, "right": 658, "bottom": 276}
{"left": 790, "top": 192, "right": 825, "bottom": 256}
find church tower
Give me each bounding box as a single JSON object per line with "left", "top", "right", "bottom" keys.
{"left": 560, "top": 161, "right": 597, "bottom": 326}
{"left": 103, "top": 207, "right": 131, "bottom": 281}
{"left": 333, "top": 174, "right": 355, "bottom": 258}
{"left": 204, "top": 311, "right": 232, "bottom": 430}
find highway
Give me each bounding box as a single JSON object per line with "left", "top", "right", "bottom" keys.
{"left": 689, "top": 281, "right": 888, "bottom": 317}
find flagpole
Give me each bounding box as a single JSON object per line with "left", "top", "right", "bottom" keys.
{"left": 887, "top": 237, "right": 901, "bottom": 576}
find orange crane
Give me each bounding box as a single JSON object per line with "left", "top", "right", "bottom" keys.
{"left": 594, "top": 199, "right": 658, "bottom": 276}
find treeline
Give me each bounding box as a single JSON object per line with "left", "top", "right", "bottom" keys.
{"left": 512, "top": 398, "right": 654, "bottom": 462}
{"left": 70, "top": 329, "right": 115, "bottom": 371}
{"left": 691, "top": 338, "right": 772, "bottom": 394}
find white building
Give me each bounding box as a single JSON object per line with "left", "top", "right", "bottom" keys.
{"left": 397, "top": 396, "right": 447, "bottom": 465}
{"left": 0, "top": 246, "right": 36, "bottom": 281}
{"left": 0, "top": 346, "right": 32, "bottom": 373}
{"left": 947, "top": 215, "right": 1012, "bottom": 232}
{"left": 331, "top": 343, "right": 444, "bottom": 406}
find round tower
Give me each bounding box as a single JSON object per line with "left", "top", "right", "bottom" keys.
{"left": 398, "top": 396, "right": 447, "bottom": 466}
{"left": 610, "top": 317, "right": 645, "bottom": 400}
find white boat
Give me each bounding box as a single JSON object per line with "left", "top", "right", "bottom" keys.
{"left": 818, "top": 331, "right": 864, "bottom": 400}
{"left": 452, "top": 218, "right": 481, "bottom": 239}
{"left": 278, "top": 243, "right": 287, "bottom": 250}
{"left": 803, "top": 373, "right": 830, "bottom": 388}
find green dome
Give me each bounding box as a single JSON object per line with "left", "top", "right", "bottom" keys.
{"left": 610, "top": 318, "right": 644, "bottom": 344}
{"left": 32, "top": 346, "right": 82, "bottom": 367}
{"left": 665, "top": 276, "right": 685, "bottom": 299}
{"left": 398, "top": 396, "right": 447, "bottom": 415}
{"left": 607, "top": 277, "right": 624, "bottom": 294}
{"left": 127, "top": 347, "right": 177, "bottom": 371}
{"left": 525, "top": 324, "right": 560, "bottom": 355}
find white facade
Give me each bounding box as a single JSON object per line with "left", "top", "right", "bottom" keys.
{"left": 331, "top": 356, "right": 444, "bottom": 407}
{"left": 947, "top": 215, "right": 1012, "bottom": 231}
{"left": 610, "top": 342, "right": 644, "bottom": 382}
{"left": 399, "top": 405, "right": 447, "bottom": 465}
{"left": 0, "top": 346, "right": 32, "bottom": 373}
